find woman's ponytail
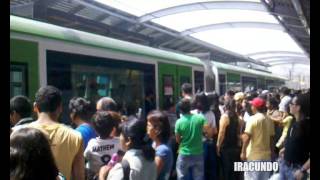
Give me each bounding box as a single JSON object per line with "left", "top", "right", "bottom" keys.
{"left": 141, "top": 144, "right": 155, "bottom": 162}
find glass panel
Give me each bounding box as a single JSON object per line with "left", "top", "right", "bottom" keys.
{"left": 164, "top": 75, "right": 174, "bottom": 96}
{"left": 227, "top": 73, "right": 240, "bottom": 82}
{"left": 194, "top": 71, "right": 204, "bottom": 93}
{"left": 242, "top": 76, "right": 257, "bottom": 92}
{"left": 248, "top": 52, "right": 307, "bottom": 59}
{"left": 163, "top": 75, "right": 174, "bottom": 108}
{"left": 95, "top": 0, "right": 262, "bottom": 17}
{"left": 226, "top": 82, "right": 241, "bottom": 92}
{"left": 219, "top": 74, "right": 226, "bottom": 95}
{"left": 192, "top": 28, "right": 305, "bottom": 55}
{"left": 13, "top": 86, "right": 22, "bottom": 96}
{"left": 153, "top": 10, "right": 277, "bottom": 32}
{"left": 71, "top": 64, "right": 145, "bottom": 112}
{"left": 12, "top": 71, "right": 22, "bottom": 83}
{"left": 10, "top": 64, "right": 27, "bottom": 98}
{"left": 257, "top": 78, "right": 266, "bottom": 89}
{"left": 226, "top": 73, "right": 241, "bottom": 92}
{"left": 47, "top": 50, "right": 156, "bottom": 123}
{"left": 95, "top": 0, "right": 215, "bottom": 16}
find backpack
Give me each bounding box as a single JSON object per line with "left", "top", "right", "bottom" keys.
{"left": 121, "top": 159, "right": 131, "bottom": 180}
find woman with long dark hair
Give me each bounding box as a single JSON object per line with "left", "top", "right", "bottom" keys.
{"left": 279, "top": 93, "right": 310, "bottom": 180}
{"left": 10, "top": 127, "right": 65, "bottom": 180}
{"left": 216, "top": 99, "right": 241, "bottom": 180}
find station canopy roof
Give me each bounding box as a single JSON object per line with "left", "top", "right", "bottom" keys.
{"left": 10, "top": 0, "right": 310, "bottom": 69}
{"left": 94, "top": 0, "right": 310, "bottom": 67}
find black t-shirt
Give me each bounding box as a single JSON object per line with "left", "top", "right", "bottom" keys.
{"left": 284, "top": 118, "right": 310, "bottom": 165}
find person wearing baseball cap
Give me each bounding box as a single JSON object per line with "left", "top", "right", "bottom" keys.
{"left": 241, "top": 97, "right": 275, "bottom": 180}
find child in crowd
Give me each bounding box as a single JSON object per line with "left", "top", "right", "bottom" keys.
{"left": 84, "top": 111, "right": 122, "bottom": 177}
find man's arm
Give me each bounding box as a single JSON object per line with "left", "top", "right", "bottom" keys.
{"left": 294, "top": 158, "right": 310, "bottom": 180}
{"left": 175, "top": 133, "right": 181, "bottom": 144}
{"left": 72, "top": 141, "right": 85, "bottom": 180}
{"left": 241, "top": 133, "right": 250, "bottom": 161}
{"left": 268, "top": 114, "right": 283, "bottom": 123}
{"left": 203, "top": 123, "right": 214, "bottom": 139}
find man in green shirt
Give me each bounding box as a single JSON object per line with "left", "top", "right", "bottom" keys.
{"left": 175, "top": 98, "right": 213, "bottom": 180}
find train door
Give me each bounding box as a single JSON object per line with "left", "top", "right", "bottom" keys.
{"left": 158, "top": 63, "right": 177, "bottom": 109}
{"left": 177, "top": 65, "right": 192, "bottom": 96}
{"left": 158, "top": 63, "right": 192, "bottom": 109}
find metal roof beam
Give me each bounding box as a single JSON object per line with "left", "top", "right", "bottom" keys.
{"left": 69, "top": 0, "right": 268, "bottom": 65}
{"left": 265, "top": 58, "right": 309, "bottom": 63}
{"left": 139, "top": 1, "right": 266, "bottom": 23}
{"left": 94, "top": 13, "right": 109, "bottom": 21}
{"left": 246, "top": 51, "right": 306, "bottom": 57}
{"left": 270, "top": 61, "right": 309, "bottom": 66}
{"left": 138, "top": 1, "right": 266, "bottom": 23}
{"left": 181, "top": 22, "right": 283, "bottom": 36}
{"left": 291, "top": 0, "right": 310, "bottom": 35}
{"left": 68, "top": 4, "right": 86, "bottom": 14}
{"left": 256, "top": 55, "right": 308, "bottom": 61}
{"left": 45, "top": 8, "right": 153, "bottom": 43}
{"left": 261, "top": 0, "right": 309, "bottom": 56}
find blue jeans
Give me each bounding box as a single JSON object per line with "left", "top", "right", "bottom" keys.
{"left": 176, "top": 154, "right": 204, "bottom": 180}
{"left": 279, "top": 160, "right": 308, "bottom": 180}
{"left": 244, "top": 160, "right": 271, "bottom": 180}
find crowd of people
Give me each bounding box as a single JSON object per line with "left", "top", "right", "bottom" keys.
{"left": 10, "top": 84, "right": 310, "bottom": 180}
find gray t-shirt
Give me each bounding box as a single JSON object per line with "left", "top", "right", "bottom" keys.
{"left": 107, "top": 149, "right": 157, "bottom": 180}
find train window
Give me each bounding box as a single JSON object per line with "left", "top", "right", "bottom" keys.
{"left": 266, "top": 79, "right": 275, "bottom": 90}
{"left": 194, "top": 71, "right": 204, "bottom": 93}
{"left": 163, "top": 75, "right": 174, "bottom": 106}
{"left": 10, "top": 63, "right": 27, "bottom": 98}
{"left": 257, "top": 78, "right": 266, "bottom": 90}
{"left": 180, "top": 76, "right": 190, "bottom": 85}
{"left": 70, "top": 65, "right": 145, "bottom": 111}
{"left": 226, "top": 73, "right": 241, "bottom": 92}
{"left": 219, "top": 74, "right": 226, "bottom": 95}
{"left": 242, "top": 76, "right": 257, "bottom": 92}
{"left": 47, "top": 50, "right": 155, "bottom": 123}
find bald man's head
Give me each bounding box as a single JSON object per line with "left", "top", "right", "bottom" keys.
{"left": 96, "top": 97, "right": 117, "bottom": 111}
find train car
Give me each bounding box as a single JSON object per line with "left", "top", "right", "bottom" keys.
{"left": 211, "top": 61, "right": 287, "bottom": 95}
{"left": 10, "top": 15, "right": 205, "bottom": 122}
{"left": 10, "top": 15, "right": 286, "bottom": 122}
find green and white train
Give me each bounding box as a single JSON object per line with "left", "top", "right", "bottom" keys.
{"left": 10, "top": 15, "right": 286, "bottom": 121}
